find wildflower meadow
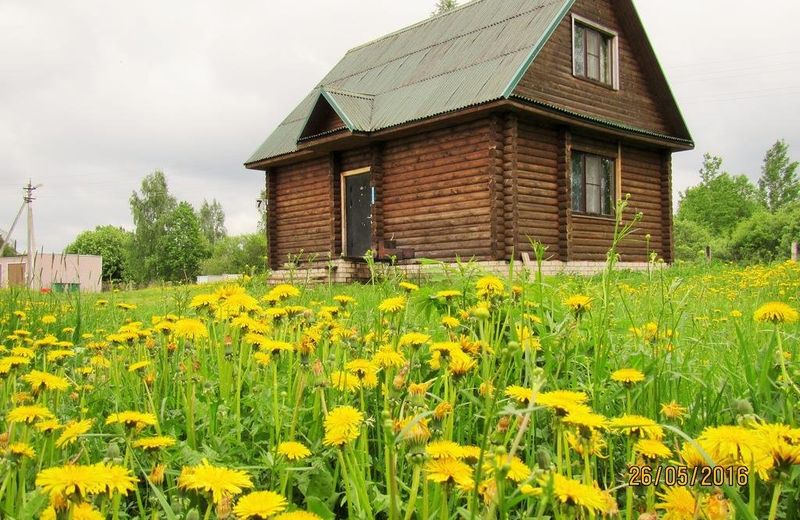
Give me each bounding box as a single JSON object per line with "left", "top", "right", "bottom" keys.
{"left": 1, "top": 258, "right": 799, "bottom": 519}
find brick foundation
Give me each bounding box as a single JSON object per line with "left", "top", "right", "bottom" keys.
{"left": 267, "top": 259, "right": 663, "bottom": 284}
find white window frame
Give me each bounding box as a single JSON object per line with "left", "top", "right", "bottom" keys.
{"left": 571, "top": 14, "right": 620, "bottom": 90}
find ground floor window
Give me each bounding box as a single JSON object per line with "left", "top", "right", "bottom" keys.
{"left": 571, "top": 151, "right": 615, "bottom": 216}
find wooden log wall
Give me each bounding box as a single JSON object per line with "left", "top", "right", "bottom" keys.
{"left": 513, "top": 0, "right": 674, "bottom": 137}
{"left": 489, "top": 115, "right": 506, "bottom": 260}
{"left": 556, "top": 129, "right": 572, "bottom": 260}
{"left": 270, "top": 157, "right": 332, "bottom": 267}
{"left": 568, "top": 143, "right": 667, "bottom": 262}
{"left": 381, "top": 118, "right": 493, "bottom": 260}
{"left": 514, "top": 120, "right": 561, "bottom": 257}
{"left": 660, "top": 152, "right": 674, "bottom": 263}
{"left": 502, "top": 114, "right": 519, "bottom": 259}
{"left": 266, "top": 169, "right": 278, "bottom": 269}
{"left": 328, "top": 153, "right": 341, "bottom": 257}
{"left": 370, "top": 143, "right": 385, "bottom": 254}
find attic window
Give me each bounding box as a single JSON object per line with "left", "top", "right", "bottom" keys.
{"left": 572, "top": 16, "right": 618, "bottom": 89}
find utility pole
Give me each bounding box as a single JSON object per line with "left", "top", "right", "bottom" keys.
{"left": 23, "top": 181, "right": 40, "bottom": 288}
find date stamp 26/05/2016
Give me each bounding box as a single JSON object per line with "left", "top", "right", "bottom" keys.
{"left": 627, "top": 465, "right": 749, "bottom": 487}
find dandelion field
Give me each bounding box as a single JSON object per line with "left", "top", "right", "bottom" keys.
{"left": 1, "top": 260, "right": 799, "bottom": 520}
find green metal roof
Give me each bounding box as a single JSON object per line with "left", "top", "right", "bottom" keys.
{"left": 246, "top": 0, "right": 573, "bottom": 164}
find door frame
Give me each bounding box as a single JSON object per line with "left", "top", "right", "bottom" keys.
{"left": 340, "top": 167, "right": 372, "bottom": 258}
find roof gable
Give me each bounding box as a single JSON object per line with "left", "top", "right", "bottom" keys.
{"left": 246, "top": 0, "right": 572, "bottom": 164}
{"left": 245, "top": 0, "right": 690, "bottom": 166}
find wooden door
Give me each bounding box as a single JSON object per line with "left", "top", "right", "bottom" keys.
{"left": 343, "top": 171, "right": 372, "bottom": 258}
{"left": 8, "top": 263, "right": 25, "bottom": 287}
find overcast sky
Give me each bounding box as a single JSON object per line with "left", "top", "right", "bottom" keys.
{"left": 1, "top": 0, "right": 798, "bottom": 252}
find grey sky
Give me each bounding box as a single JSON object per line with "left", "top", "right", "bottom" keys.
{"left": 1, "top": 0, "right": 798, "bottom": 253}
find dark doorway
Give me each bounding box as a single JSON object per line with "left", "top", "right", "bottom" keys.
{"left": 343, "top": 172, "right": 372, "bottom": 258}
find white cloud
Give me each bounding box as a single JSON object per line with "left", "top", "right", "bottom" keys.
{"left": 1, "top": 0, "right": 798, "bottom": 250}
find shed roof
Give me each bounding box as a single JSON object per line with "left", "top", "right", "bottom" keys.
{"left": 245, "top": 0, "right": 691, "bottom": 165}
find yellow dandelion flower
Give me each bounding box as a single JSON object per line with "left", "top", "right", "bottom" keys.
{"left": 399, "top": 281, "right": 419, "bottom": 292}
{"left": 56, "top": 419, "right": 93, "bottom": 448}
{"left": 22, "top": 370, "right": 70, "bottom": 392}
{"left": 547, "top": 473, "right": 607, "bottom": 513}
{"left": 36, "top": 463, "right": 136, "bottom": 500}
{"left": 610, "top": 368, "right": 645, "bottom": 385}
{"left": 323, "top": 406, "right": 364, "bottom": 447}
{"left": 41, "top": 315, "right": 57, "bottom": 325}
{"left": 608, "top": 415, "right": 664, "bottom": 440}
{"left": 178, "top": 460, "right": 253, "bottom": 504}
{"left": 505, "top": 385, "right": 535, "bottom": 404}
{"left": 441, "top": 316, "right": 460, "bottom": 329}
{"left": 330, "top": 370, "right": 361, "bottom": 393}
{"left": 7, "top": 404, "right": 55, "bottom": 424}
{"left": 398, "top": 332, "right": 431, "bottom": 349}
{"left": 483, "top": 455, "right": 531, "bottom": 483}
{"left": 36, "top": 419, "right": 63, "bottom": 433}
{"left": 372, "top": 346, "right": 406, "bottom": 369}
{"left": 426, "top": 440, "right": 464, "bottom": 459}
{"left": 475, "top": 275, "right": 504, "bottom": 296}
{"left": 447, "top": 351, "right": 477, "bottom": 377}
{"left": 6, "top": 442, "right": 36, "bottom": 459}
{"left": 128, "top": 360, "right": 151, "bottom": 373}
{"left": 277, "top": 441, "right": 312, "bottom": 461}
{"left": 268, "top": 284, "right": 301, "bottom": 300}
{"left": 273, "top": 512, "right": 322, "bottom": 520}
{"left": 564, "top": 295, "right": 592, "bottom": 314}
{"left": 394, "top": 416, "right": 431, "bottom": 444}
{"left": 378, "top": 296, "right": 406, "bottom": 314}
{"left": 71, "top": 502, "right": 104, "bottom": 520}
{"left": 105, "top": 411, "right": 158, "bottom": 430}
{"left": 133, "top": 436, "right": 177, "bottom": 451}
{"left": 435, "top": 289, "right": 462, "bottom": 300}
{"left": 634, "top": 439, "right": 672, "bottom": 461}
{"left": 535, "top": 390, "right": 590, "bottom": 416}
{"left": 660, "top": 401, "right": 688, "bottom": 422}
{"left": 656, "top": 487, "right": 698, "bottom": 520}
{"left": 425, "top": 458, "right": 474, "bottom": 490}
{"left": 754, "top": 302, "right": 798, "bottom": 324}
{"left": 173, "top": 319, "right": 209, "bottom": 341}
{"left": 234, "top": 490, "right": 288, "bottom": 519}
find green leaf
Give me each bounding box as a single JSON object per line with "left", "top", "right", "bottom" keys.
{"left": 306, "top": 496, "right": 336, "bottom": 520}
{"left": 16, "top": 490, "right": 48, "bottom": 520}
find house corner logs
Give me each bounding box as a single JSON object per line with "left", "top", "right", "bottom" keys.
{"left": 265, "top": 168, "right": 279, "bottom": 270}
{"left": 328, "top": 153, "right": 341, "bottom": 258}
{"left": 369, "top": 143, "right": 385, "bottom": 256}
{"left": 502, "top": 113, "right": 519, "bottom": 260}
{"left": 488, "top": 113, "right": 506, "bottom": 261}
{"left": 556, "top": 128, "right": 573, "bottom": 261}
{"left": 660, "top": 151, "right": 674, "bottom": 263}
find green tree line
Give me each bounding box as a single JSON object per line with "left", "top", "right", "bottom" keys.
{"left": 65, "top": 171, "right": 267, "bottom": 285}
{"left": 675, "top": 139, "right": 800, "bottom": 263}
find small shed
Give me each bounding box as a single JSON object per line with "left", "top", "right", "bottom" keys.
{"left": 0, "top": 253, "right": 102, "bottom": 293}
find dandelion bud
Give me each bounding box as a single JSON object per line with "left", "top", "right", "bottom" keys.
{"left": 637, "top": 513, "right": 658, "bottom": 520}
{"left": 149, "top": 464, "right": 166, "bottom": 486}
{"left": 535, "top": 446, "right": 552, "bottom": 470}
{"left": 731, "top": 399, "right": 753, "bottom": 416}
{"left": 186, "top": 509, "right": 200, "bottom": 520}
{"left": 216, "top": 495, "right": 233, "bottom": 519}
{"left": 106, "top": 442, "right": 121, "bottom": 460}
{"left": 0, "top": 432, "right": 8, "bottom": 449}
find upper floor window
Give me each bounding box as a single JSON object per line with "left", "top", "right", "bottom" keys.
{"left": 572, "top": 16, "right": 618, "bottom": 89}
{"left": 572, "top": 151, "right": 615, "bottom": 217}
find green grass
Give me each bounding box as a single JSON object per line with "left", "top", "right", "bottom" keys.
{"left": 0, "top": 258, "right": 798, "bottom": 519}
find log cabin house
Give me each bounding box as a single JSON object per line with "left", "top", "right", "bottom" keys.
{"left": 245, "top": 0, "right": 692, "bottom": 280}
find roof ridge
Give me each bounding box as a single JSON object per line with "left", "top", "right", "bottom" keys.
{"left": 323, "top": 87, "right": 375, "bottom": 100}
{"left": 346, "top": 0, "right": 487, "bottom": 54}
{"left": 326, "top": 1, "right": 557, "bottom": 88}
